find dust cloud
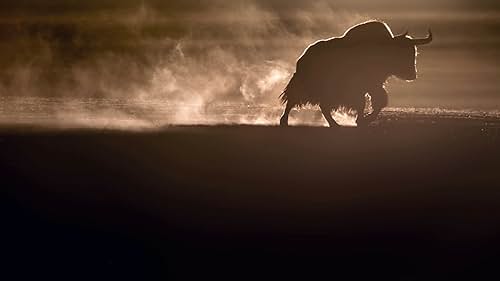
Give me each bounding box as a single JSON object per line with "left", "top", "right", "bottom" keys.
{"left": 0, "top": 1, "right": 367, "bottom": 128}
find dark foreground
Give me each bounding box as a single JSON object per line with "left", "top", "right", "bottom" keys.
{"left": 2, "top": 123, "right": 500, "bottom": 279}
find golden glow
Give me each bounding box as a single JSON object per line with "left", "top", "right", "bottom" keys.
{"left": 0, "top": 1, "right": 498, "bottom": 128}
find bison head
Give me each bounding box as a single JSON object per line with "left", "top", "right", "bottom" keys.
{"left": 391, "top": 29, "right": 433, "bottom": 81}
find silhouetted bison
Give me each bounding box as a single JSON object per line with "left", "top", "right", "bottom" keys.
{"left": 279, "top": 20, "right": 432, "bottom": 127}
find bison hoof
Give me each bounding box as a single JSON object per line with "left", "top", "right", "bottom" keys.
{"left": 280, "top": 118, "right": 288, "bottom": 127}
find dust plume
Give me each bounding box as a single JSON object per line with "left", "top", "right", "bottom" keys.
{"left": 0, "top": 1, "right": 367, "bottom": 128}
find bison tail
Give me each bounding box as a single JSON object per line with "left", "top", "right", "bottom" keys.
{"left": 279, "top": 88, "right": 288, "bottom": 105}
{"left": 279, "top": 73, "right": 296, "bottom": 105}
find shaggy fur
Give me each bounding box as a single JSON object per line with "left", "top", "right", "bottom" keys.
{"left": 279, "top": 20, "right": 431, "bottom": 127}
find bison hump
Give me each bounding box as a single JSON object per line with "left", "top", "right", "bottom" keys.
{"left": 344, "top": 21, "right": 394, "bottom": 41}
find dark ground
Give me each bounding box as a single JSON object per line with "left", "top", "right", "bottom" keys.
{"left": 2, "top": 123, "right": 500, "bottom": 279}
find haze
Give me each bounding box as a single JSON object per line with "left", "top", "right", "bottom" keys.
{"left": 0, "top": 0, "right": 499, "bottom": 127}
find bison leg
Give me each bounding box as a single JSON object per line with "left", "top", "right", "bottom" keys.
{"left": 364, "top": 87, "right": 388, "bottom": 124}
{"left": 355, "top": 97, "right": 368, "bottom": 127}
{"left": 320, "top": 104, "right": 339, "bottom": 128}
{"left": 356, "top": 106, "right": 368, "bottom": 127}
{"left": 357, "top": 87, "right": 388, "bottom": 127}
{"left": 280, "top": 101, "right": 294, "bottom": 126}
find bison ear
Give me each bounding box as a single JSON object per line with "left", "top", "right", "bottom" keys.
{"left": 412, "top": 28, "right": 433, "bottom": 45}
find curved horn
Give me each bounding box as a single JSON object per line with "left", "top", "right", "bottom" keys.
{"left": 412, "top": 28, "right": 433, "bottom": 45}
{"left": 395, "top": 30, "right": 408, "bottom": 38}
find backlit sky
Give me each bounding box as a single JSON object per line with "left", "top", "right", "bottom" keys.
{"left": 0, "top": 0, "right": 499, "bottom": 109}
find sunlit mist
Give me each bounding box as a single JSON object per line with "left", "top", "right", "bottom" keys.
{"left": 0, "top": 0, "right": 498, "bottom": 128}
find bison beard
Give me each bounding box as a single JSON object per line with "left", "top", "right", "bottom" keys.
{"left": 279, "top": 20, "right": 432, "bottom": 127}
